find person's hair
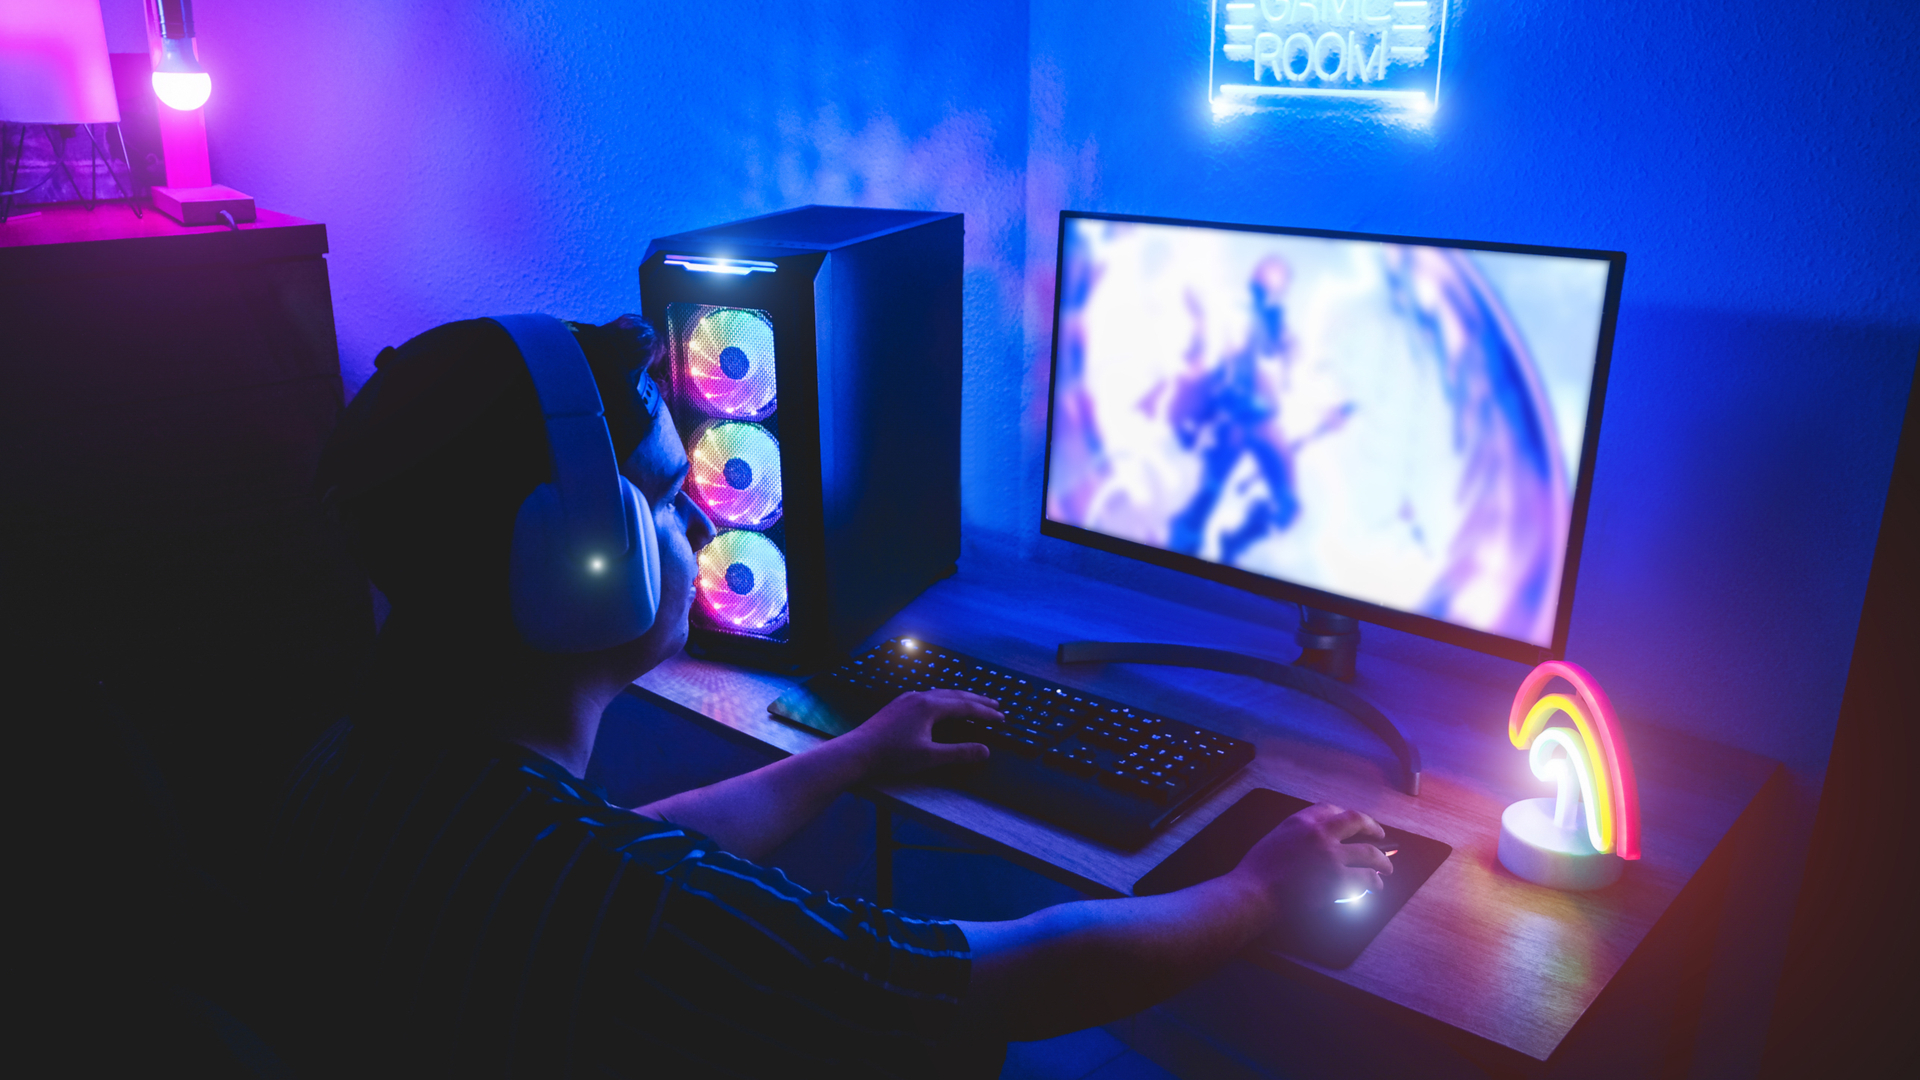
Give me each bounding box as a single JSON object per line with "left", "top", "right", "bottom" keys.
{"left": 317, "top": 315, "right": 664, "bottom": 729}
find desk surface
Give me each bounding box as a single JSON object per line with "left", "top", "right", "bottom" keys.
{"left": 0, "top": 201, "right": 325, "bottom": 278}
{"left": 633, "top": 551, "right": 1778, "bottom": 1063}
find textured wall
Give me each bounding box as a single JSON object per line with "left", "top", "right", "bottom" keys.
{"left": 139, "top": 0, "right": 1920, "bottom": 767}
{"left": 1023, "top": 1, "right": 1916, "bottom": 1074}
{"left": 1024, "top": 0, "right": 1917, "bottom": 783}
{"left": 188, "top": 0, "right": 1031, "bottom": 535}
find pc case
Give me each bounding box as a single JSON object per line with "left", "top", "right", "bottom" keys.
{"left": 639, "top": 205, "right": 962, "bottom": 673}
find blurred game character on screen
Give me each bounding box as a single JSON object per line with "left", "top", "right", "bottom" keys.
{"left": 1167, "top": 255, "right": 1304, "bottom": 561}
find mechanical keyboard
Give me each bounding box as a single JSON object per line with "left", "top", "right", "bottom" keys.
{"left": 767, "top": 638, "right": 1256, "bottom": 849}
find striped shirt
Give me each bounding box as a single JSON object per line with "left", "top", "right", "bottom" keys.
{"left": 257, "top": 721, "right": 977, "bottom": 1078}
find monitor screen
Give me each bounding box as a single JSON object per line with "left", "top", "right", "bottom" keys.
{"left": 1041, "top": 212, "right": 1623, "bottom": 663}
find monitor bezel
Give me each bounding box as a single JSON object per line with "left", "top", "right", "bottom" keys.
{"left": 1038, "top": 210, "right": 1625, "bottom": 666}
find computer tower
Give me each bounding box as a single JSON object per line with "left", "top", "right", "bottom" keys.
{"left": 639, "top": 205, "right": 962, "bottom": 673}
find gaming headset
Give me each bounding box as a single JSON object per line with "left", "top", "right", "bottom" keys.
{"left": 489, "top": 314, "right": 662, "bottom": 653}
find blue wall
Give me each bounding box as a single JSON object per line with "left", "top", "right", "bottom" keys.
{"left": 187, "top": 0, "right": 1033, "bottom": 530}
{"left": 174, "top": 0, "right": 1915, "bottom": 777}
{"left": 1018, "top": 5, "right": 1914, "bottom": 1069}
{"left": 1023, "top": 0, "right": 1916, "bottom": 784}
{"left": 180, "top": 0, "right": 1915, "bottom": 1070}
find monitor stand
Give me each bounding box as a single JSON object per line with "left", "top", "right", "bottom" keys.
{"left": 1056, "top": 638, "right": 1421, "bottom": 797}
{"left": 1294, "top": 607, "right": 1360, "bottom": 681}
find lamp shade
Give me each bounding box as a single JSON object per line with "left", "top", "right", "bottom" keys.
{"left": 0, "top": 0, "right": 121, "bottom": 124}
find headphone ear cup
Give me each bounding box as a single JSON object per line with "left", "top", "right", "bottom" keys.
{"left": 623, "top": 475, "right": 663, "bottom": 627}
{"left": 510, "top": 479, "right": 661, "bottom": 653}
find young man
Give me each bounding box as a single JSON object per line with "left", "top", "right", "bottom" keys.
{"left": 260, "top": 314, "right": 1390, "bottom": 1078}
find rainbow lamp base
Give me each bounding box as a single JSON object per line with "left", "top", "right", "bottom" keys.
{"left": 1498, "top": 798, "right": 1623, "bottom": 891}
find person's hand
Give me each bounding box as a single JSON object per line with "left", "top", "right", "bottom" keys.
{"left": 1227, "top": 802, "right": 1393, "bottom": 925}
{"left": 838, "top": 690, "right": 1001, "bottom": 781}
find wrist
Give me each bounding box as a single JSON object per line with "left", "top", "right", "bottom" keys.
{"left": 1215, "top": 866, "right": 1284, "bottom": 934}
{"left": 822, "top": 728, "right": 885, "bottom": 785}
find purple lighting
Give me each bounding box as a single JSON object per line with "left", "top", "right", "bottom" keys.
{"left": 0, "top": 2, "right": 122, "bottom": 125}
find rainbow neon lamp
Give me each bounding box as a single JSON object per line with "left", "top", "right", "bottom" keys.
{"left": 1497, "top": 661, "right": 1641, "bottom": 891}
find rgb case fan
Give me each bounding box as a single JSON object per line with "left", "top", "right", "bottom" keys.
{"left": 640, "top": 206, "right": 962, "bottom": 672}
{"left": 687, "top": 419, "right": 783, "bottom": 530}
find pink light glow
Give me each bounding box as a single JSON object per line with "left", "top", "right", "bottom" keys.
{"left": 1509, "top": 660, "right": 1642, "bottom": 861}
{"left": 0, "top": 1, "right": 121, "bottom": 125}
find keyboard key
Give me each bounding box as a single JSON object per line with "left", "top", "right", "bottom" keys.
{"left": 1099, "top": 770, "right": 1157, "bottom": 800}
{"left": 1043, "top": 748, "right": 1097, "bottom": 777}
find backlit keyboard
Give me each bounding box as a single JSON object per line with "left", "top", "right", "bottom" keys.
{"left": 768, "top": 638, "right": 1256, "bottom": 849}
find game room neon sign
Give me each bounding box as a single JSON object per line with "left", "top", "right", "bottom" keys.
{"left": 1210, "top": 0, "right": 1449, "bottom": 113}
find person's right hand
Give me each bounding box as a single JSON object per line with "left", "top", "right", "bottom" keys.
{"left": 1227, "top": 802, "right": 1393, "bottom": 923}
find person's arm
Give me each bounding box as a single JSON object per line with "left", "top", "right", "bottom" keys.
{"left": 956, "top": 803, "right": 1393, "bottom": 1042}
{"left": 633, "top": 689, "right": 1000, "bottom": 861}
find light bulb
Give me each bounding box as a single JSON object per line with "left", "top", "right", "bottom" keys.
{"left": 152, "top": 35, "right": 210, "bottom": 111}
{"left": 152, "top": 70, "right": 211, "bottom": 111}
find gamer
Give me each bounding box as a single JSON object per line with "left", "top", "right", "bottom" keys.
{"left": 257, "top": 313, "right": 1391, "bottom": 1077}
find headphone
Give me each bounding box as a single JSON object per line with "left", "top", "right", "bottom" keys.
{"left": 490, "top": 315, "right": 662, "bottom": 653}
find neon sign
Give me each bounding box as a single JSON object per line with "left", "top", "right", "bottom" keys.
{"left": 1497, "top": 661, "right": 1640, "bottom": 891}
{"left": 1209, "top": 0, "right": 1448, "bottom": 114}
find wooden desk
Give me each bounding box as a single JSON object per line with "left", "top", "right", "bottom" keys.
{"left": 630, "top": 552, "right": 1779, "bottom": 1071}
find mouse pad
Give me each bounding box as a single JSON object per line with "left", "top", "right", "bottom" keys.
{"left": 768, "top": 679, "right": 869, "bottom": 738}
{"left": 1133, "top": 789, "right": 1451, "bottom": 969}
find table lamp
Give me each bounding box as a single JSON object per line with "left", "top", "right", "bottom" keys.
{"left": 144, "top": 0, "right": 253, "bottom": 226}
{"left": 0, "top": 0, "right": 136, "bottom": 220}
{"left": 1497, "top": 660, "right": 1642, "bottom": 891}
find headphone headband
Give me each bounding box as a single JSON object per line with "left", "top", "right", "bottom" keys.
{"left": 487, "top": 315, "right": 630, "bottom": 560}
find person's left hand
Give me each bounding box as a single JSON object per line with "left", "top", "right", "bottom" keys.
{"left": 839, "top": 690, "right": 1002, "bottom": 781}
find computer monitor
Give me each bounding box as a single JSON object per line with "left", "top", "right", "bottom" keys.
{"left": 1041, "top": 211, "right": 1624, "bottom": 666}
